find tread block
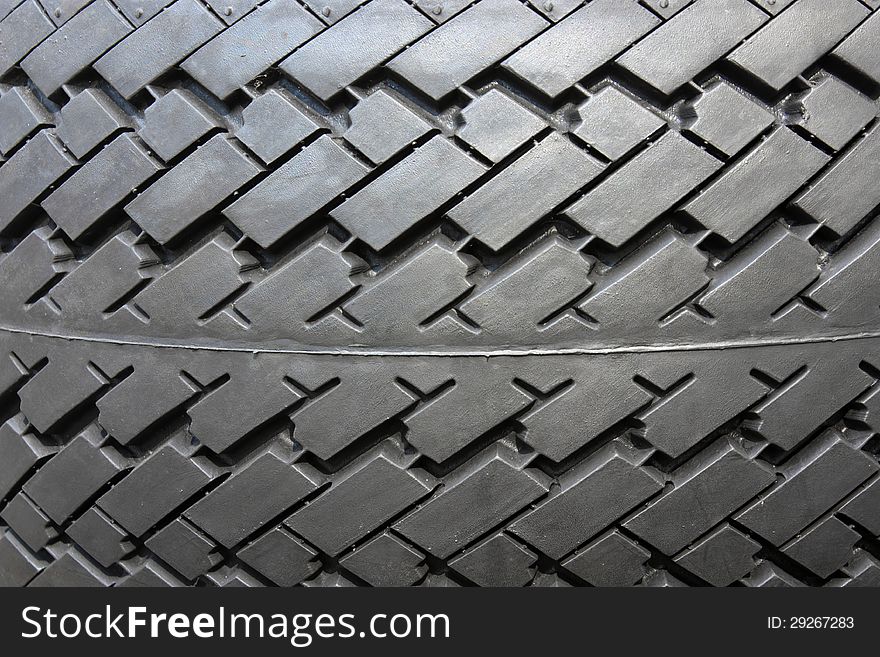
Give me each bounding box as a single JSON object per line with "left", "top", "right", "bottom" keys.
{"left": 342, "top": 240, "right": 472, "bottom": 336}
{"left": 832, "top": 10, "right": 880, "bottom": 82}
{"left": 461, "top": 238, "right": 591, "bottom": 335}
{"left": 181, "top": 0, "right": 323, "bottom": 99}
{"left": 749, "top": 356, "right": 872, "bottom": 450}
{"left": 617, "top": 0, "right": 767, "bottom": 95}
{"left": 187, "top": 366, "right": 303, "bottom": 454}
{"left": 792, "top": 124, "right": 880, "bottom": 236}
{"left": 728, "top": 0, "right": 868, "bottom": 90}
{"left": 0, "top": 351, "right": 30, "bottom": 399}
{"left": 32, "top": 232, "right": 156, "bottom": 324}
{"left": 96, "top": 364, "right": 199, "bottom": 445}
{"left": 635, "top": 359, "right": 766, "bottom": 458}
{"left": 286, "top": 452, "right": 431, "bottom": 555}
{"left": 736, "top": 432, "right": 877, "bottom": 545}
{"left": 98, "top": 446, "right": 212, "bottom": 537}
{"left": 236, "top": 90, "right": 320, "bottom": 164}
{"left": 683, "top": 128, "right": 829, "bottom": 243}
{"left": 519, "top": 366, "right": 652, "bottom": 462}
{"left": 403, "top": 365, "right": 531, "bottom": 462}
{"left": 28, "top": 551, "right": 106, "bottom": 587}
{"left": 291, "top": 375, "right": 415, "bottom": 460}
{"left": 0, "top": 421, "right": 50, "bottom": 501}
{"left": 185, "top": 452, "right": 316, "bottom": 548}
{"left": 799, "top": 76, "right": 875, "bottom": 151}
{"left": 457, "top": 88, "right": 545, "bottom": 163}
{"left": 0, "top": 530, "right": 44, "bottom": 586}
{"left": 280, "top": 0, "right": 433, "bottom": 101}
{"left": 389, "top": 0, "right": 548, "bottom": 100}
{"left": 0, "top": 0, "right": 56, "bottom": 77}
{"left": 94, "top": 0, "right": 224, "bottom": 99}
{"left": 503, "top": 0, "right": 657, "bottom": 98}
{"left": 66, "top": 507, "right": 134, "bottom": 568}
{"left": 695, "top": 225, "right": 818, "bottom": 324}
{"left": 782, "top": 516, "right": 860, "bottom": 578}
{"left": 290, "top": 373, "right": 414, "bottom": 460}
{"left": 565, "top": 132, "right": 720, "bottom": 246}
{"left": 674, "top": 524, "right": 759, "bottom": 585}
{"left": 231, "top": 238, "right": 357, "bottom": 331}
{"left": 573, "top": 86, "right": 666, "bottom": 160}
{"left": 19, "top": 355, "right": 121, "bottom": 433}
{"left": 344, "top": 89, "right": 432, "bottom": 164}
{"left": 340, "top": 532, "right": 427, "bottom": 586}
{"left": 448, "top": 133, "right": 601, "bottom": 251}
{"left": 0, "top": 131, "right": 76, "bottom": 234}
{"left": 238, "top": 528, "right": 319, "bottom": 587}
{"left": 333, "top": 136, "right": 485, "bottom": 251}
{"left": 43, "top": 134, "right": 163, "bottom": 240}
{"left": 510, "top": 443, "right": 661, "bottom": 558}
{"left": 0, "top": 493, "right": 58, "bottom": 552}
{"left": 0, "top": 0, "right": 19, "bottom": 20}
{"left": 624, "top": 439, "right": 775, "bottom": 554}
{"left": 0, "top": 228, "right": 72, "bottom": 309}
{"left": 395, "top": 450, "right": 548, "bottom": 558}
{"left": 800, "top": 220, "right": 880, "bottom": 324}
{"left": 21, "top": 0, "right": 132, "bottom": 96}
{"left": 224, "top": 135, "right": 368, "bottom": 247}
{"left": 562, "top": 530, "right": 650, "bottom": 586}
{"left": 686, "top": 81, "right": 774, "bottom": 157}
{"left": 127, "top": 235, "right": 254, "bottom": 330}
{"left": 0, "top": 86, "right": 52, "bottom": 156}
{"left": 23, "top": 435, "right": 123, "bottom": 524}
{"left": 447, "top": 133, "right": 602, "bottom": 251}
{"left": 138, "top": 89, "right": 223, "bottom": 162}
{"left": 145, "top": 518, "right": 222, "bottom": 580}
{"left": 579, "top": 232, "right": 708, "bottom": 331}
{"left": 839, "top": 478, "right": 880, "bottom": 535}
{"left": 125, "top": 135, "right": 262, "bottom": 244}
{"left": 56, "top": 89, "right": 130, "bottom": 160}
{"left": 449, "top": 533, "right": 536, "bottom": 587}
{"left": 0, "top": 352, "right": 29, "bottom": 400}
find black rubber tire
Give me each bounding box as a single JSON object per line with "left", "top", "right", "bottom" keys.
{"left": 1, "top": 0, "right": 880, "bottom": 587}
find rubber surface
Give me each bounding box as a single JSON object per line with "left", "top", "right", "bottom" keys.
{"left": 1, "top": 0, "right": 880, "bottom": 587}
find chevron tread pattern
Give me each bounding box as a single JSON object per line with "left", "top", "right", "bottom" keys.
{"left": 1, "top": 332, "right": 880, "bottom": 586}
{"left": 0, "top": 0, "right": 879, "bottom": 349}
{"left": 2, "top": 0, "right": 880, "bottom": 586}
